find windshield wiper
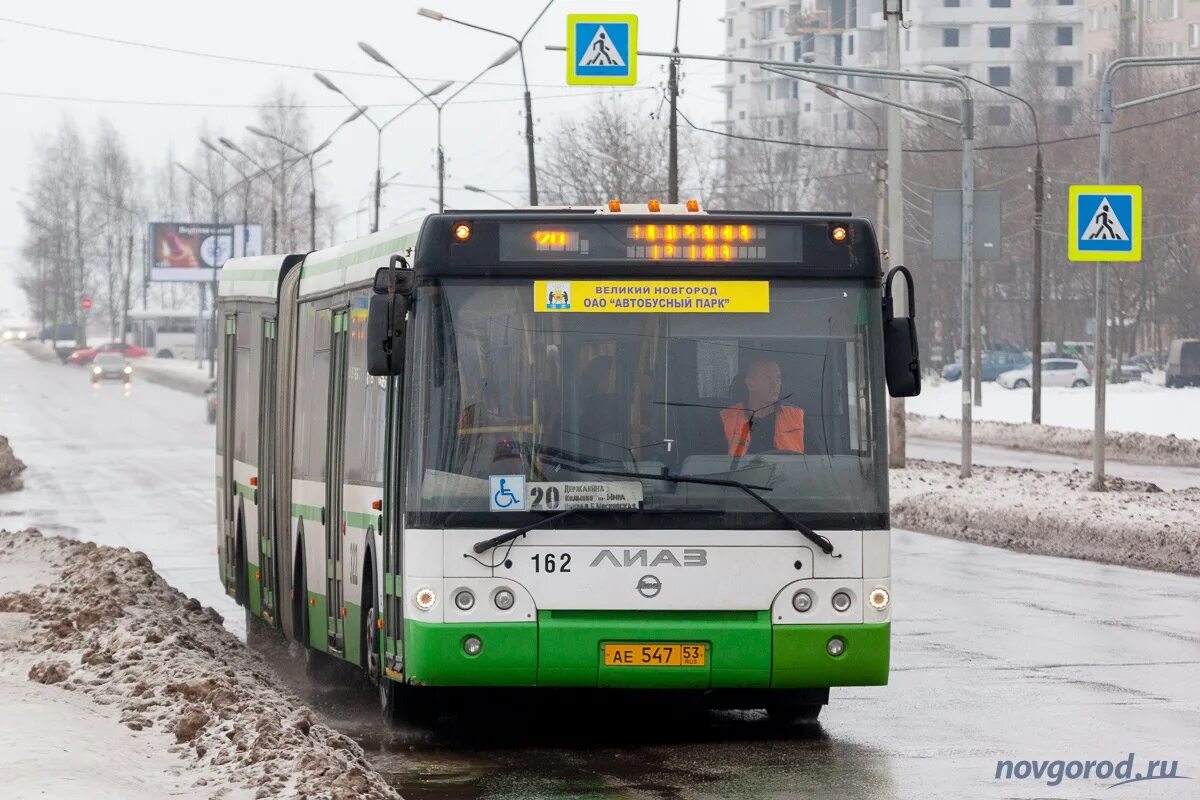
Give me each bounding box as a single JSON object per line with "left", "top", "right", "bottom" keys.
{"left": 575, "top": 467, "right": 838, "bottom": 557}
{"left": 472, "top": 509, "right": 582, "bottom": 554}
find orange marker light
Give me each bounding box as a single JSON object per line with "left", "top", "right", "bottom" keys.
{"left": 685, "top": 199, "right": 700, "bottom": 212}
{"left": 647, "top": 199, "right": 661, "bottom": 212}
{"left": 309, "top": 597, "right": 316, "bottom": 606}
{"left": 371, "top": 499, "right": 382, "bottom": 511}
{"left": 249, "top": 476, "right": 257, "bottom": 487}
{"left": 608, "top": 199, "right": 621, "bottom": 212}
{"left": 341, "top": 607, "right": 347, "bottom": 618}
{"left": 831, "top": 225, "right": 849, "bottom": 243}
{"left": 377, "top": 617, "right": 385, "bottom": 630}
{"left": 255, "top": 570, "right": 261, "bottom": 581}
{"left": 452, "top": 222, "right": 472, "bottom": 241}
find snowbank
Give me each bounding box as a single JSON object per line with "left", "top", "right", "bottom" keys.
{"left": 891, "top": 460, "right": 1200, "bottom": 574}
{"left": 0, "top": 435, "right": 24, "bottom": 492}
{"left": 908, "top": 378, "right": 1200, "bottom": 440}
{"left": 133, "top": 358, "right": 213, "bottom": 397}
{"left": 0, "top": 529, "right": 400, "bottom": 800}
{"left": 907, "top": 414, "right": 1200, "bottom": 467}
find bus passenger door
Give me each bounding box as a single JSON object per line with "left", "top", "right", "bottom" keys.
{"left": 257, "top": 318, "right": 278, "bottom": 623}
{"left": 325, "top": 309, "right": 350, "bottom": 654}
{"left": 221, "top": 314, "right": 238, "bottom": 596}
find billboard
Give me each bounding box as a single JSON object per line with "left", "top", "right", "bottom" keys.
{"left": 148, "top": 222, "right": 263, "bottom": 282}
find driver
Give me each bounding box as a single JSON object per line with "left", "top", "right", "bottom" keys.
{"left": 719, "top": 357, "right": 805, "bottom": 456}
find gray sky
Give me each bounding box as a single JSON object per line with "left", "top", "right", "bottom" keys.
{"left": 0, "top": 0, "right": 726, "bottom": 323}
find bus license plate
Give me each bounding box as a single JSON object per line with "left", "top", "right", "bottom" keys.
{"left": 603, "top": 643, "right": 706, "bottom": 667}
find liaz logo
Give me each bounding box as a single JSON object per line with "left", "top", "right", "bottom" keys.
{"left": 589, "top": 548, "right": 707, "bottom": 567}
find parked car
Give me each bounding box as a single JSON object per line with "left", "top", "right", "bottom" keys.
{"left": 1165, "top": 339, "right": 1200, "bottom": 388}
{"left": 91, "top": 352, "right": 133, "bottom": 383}
{"left": 998, "top": 358, "right": 1091, "bottom": 389}
{"left": 68, "top": 341, "right": 150, "bottom": 366}
{"left": 205, "top": 381, "right": 218, "bottom": 424}
{"left": 942, "top": 350, "right": 1032, "bottom": 382}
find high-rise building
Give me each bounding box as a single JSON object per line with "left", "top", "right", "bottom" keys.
{"left": 1082, "top": 0, "right": 1200, "bottom": 78}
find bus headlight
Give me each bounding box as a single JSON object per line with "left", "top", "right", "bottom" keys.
{"left": 92, "top": 366, "right": 102, "bottom": 375}
{"left": 868, "top": 587, "right": 890, "bottom": 610}
{"left": 123, "top": 366, "right": 132, "bottom": 374}
{"left": 493, "top": 588, "right": 515, "bottom": 610}
{"left": 453, "top": 589, "right": 475, "bottom": 611}
{"left": 831, "top": 590, "right": 853, "bottom": 613}
{"left": 413, "top": 587, "right": 437, "bottom": 611}
{"left": 791, "top": 590, "right": 814, "bottom": 612}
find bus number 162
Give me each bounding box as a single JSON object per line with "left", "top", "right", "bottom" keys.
{"left": 531, "top": 553, "right": 571, "bottom": 573}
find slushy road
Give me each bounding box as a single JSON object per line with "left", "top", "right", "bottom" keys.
{"left": 2, "top": 343, "right": 1197, "bottom": 798}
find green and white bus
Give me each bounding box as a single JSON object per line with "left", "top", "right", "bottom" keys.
{"left": 215, "top": 203, "right": 921, "bottom": 723}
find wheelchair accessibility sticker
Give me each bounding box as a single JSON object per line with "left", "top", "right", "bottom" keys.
{"left": 489, "top": 475, "right": 527, "bottom": 512}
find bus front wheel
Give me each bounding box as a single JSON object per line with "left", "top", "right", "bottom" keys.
{"left": 766, "top": 691, "right": 826, "bottom": 725}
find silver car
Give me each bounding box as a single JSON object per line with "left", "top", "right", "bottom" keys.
{"left": 91, "top": 352, "right": 133, "bottom": 383}
{"left": 998, "top": 358, "right": 1092, "bottom": 389}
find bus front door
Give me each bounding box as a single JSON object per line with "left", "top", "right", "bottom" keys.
{"left": 257, "top": 318, "right": 278, "bottom": 623}
{"left": 221, "top": 314, "right": 238, "bottom": 598}
{"left": 324, "top": 309, "right": 350, "bottom": 654}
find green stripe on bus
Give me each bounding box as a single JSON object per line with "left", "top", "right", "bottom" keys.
{"left": 343, "top": 510, "right": 378, "bottom": 531}
{"left": 221, "top": 269, "right": 283, "bottom": 282}
{"left": 292, "top": 503, "right": 325, "bottom": 524}
{"left": 300, "top": 232, "right": 419, "bottom": 279}
{"left": 233, "top": 481, "right": 256, "bottom": 502}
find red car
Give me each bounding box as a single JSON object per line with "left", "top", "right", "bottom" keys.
{"left": 67, "top": 341, "right": 150, "bottom": 366}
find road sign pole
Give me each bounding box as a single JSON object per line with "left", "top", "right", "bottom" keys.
{"left": 885, "top": 0, "right": 907, "bottom": 470}
{"left": 1093, "top": 76, "right": 1115, "bottom": 491}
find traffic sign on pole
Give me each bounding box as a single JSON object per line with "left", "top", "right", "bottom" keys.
{"left": 80, "top": 296, "right": 93, "bottom": 312}
{"left": 1068, "top": 185, "right": 1142, "bottom": 262}
{"left": 566, "top": 14, "right": 637, "bottom": 86}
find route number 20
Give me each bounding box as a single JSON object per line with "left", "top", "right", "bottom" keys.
{"left": 530, "top": 553, "right": 572, "bottom": 573}
{"left": 528, "top": 486, "right": 562, "bottom": 510}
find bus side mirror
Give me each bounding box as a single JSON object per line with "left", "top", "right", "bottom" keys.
{"left": 882, "top": 265, "right": 921, "bottom": 398}
{"left": 367, "top": 260, "right": 414, "bottom": 377}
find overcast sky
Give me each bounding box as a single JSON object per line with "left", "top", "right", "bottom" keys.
{"left": 0, "top": 0, "right": 726, "bottom": 323}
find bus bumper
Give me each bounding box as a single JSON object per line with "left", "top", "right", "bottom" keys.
{"left": 402, "top": 614, "right": 889, "bottom": 689}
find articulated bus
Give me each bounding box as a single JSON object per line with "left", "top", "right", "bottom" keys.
{"left": 215, "top": 203, "right": 921, "bottom": 723}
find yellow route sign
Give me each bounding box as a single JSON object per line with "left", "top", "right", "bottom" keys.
{"left": 534, "top": 280, "right": 769, "bottom": 313}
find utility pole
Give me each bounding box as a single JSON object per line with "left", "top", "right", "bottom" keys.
{"left": 885, "top": 0, "right": 907, "bottom": 469}
{"left": 1032, "top": 147, "right": 1045, "bottom": 423}
{"left": 667, "top": 0, "right": 682, "bottom": 204}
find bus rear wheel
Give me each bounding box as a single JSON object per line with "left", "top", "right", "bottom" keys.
{"left": 379, "top": 674, "right": 440, "bottom": 727}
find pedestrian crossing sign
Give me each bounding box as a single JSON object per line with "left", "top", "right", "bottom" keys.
{"left": 566, "top": 14, "right": 637, "bottom": 86}
{"left": 1068, "top": 184, "right": 1142, "bottom": 262}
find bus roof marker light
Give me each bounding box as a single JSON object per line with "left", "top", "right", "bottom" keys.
{"left": 452, "top": 222, "right": 472, "bottom": 242}
{"left": 685, "top": 199, "right": 700, "bottom": 212}
{"left": 647, "top": 199, "right": 662, "bottom": 212}
{"left": 830, "top": 224, "right": 849, "bottom": 243}
{"left": 608, "top": 199, "right": 621, "bottom": 212}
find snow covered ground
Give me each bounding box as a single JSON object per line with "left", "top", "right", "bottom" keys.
{"left": 892, "top": 460, "right": 1200, "bottom": 574}
{"left": 909, "top": 377, "right": 1200, "bottom": 439}
{"left": 0, "top": 530, "right": 399, "bottom": 800}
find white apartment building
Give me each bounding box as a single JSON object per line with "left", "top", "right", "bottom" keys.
{"left": 719, "top": 0, "right": 1085, "bottom": 135}
{"left": 1082, "top": 0, "right": 1200, "bottom": 77}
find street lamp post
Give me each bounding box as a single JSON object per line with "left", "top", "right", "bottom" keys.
{"left": 359, "top": 42, "right": 518, "bottom": 212}
{"left": 1090, "top": 56, "right": 1200, "bottom": 490}
{"left": 173, "top": 161, "right": 242, "bottom": 379}
{"left": 417, "top": 2, "right": 555, "bottom": 206}
{"left": 314, "top": 72, "right": 450, "bottom": 233}
{"left": 202, "top": 139, "right": 254, "bottom": 259}
{"left": 924, "top": 69, "right": 1045, "bottom": 424}
{"left": 247, "top": 107, "right": 362, "bottom": 249}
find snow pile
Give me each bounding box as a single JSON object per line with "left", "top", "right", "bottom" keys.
{"left": 909, "top": 378, "right": 1200, "bottom": 439}
{"left": 0, "top": 435, "right": 26, "bottom": 492}
{"left": 0, "top": 530, "right": 400, "bottom": 800}
{"left": 908, "top": 414, "right": 1200, "bottom": 467}
{"left": 891, "top": 460, "right": 1200, "bottom": 574}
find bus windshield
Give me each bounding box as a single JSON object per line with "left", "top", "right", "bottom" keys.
{"left": 404, "top": 278, "right": 887, "bottom": 528}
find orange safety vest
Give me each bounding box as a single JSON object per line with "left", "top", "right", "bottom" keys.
{"left": 719, "top": 403, "right": 805, "bottom": 456}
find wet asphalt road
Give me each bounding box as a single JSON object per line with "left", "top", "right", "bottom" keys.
{"left": 2, "top": 343, "right": 1198, "bottom": 799}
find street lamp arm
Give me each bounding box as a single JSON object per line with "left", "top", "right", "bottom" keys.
{"left": 442, "top": 46, "right": 519, "bottom": 106}
{"left": 174, "top": 162, "right": 216, "bottom": 196}
{"left": 381, "top": 95, "right": 429, "bottom": 130}
{"left": 763, "top": 66, "right": 961, "bottom": 126}
{"left": 1114, "top": 80, "right": 1200, "bottom": 112}
{"left": 436, "top": 14, "right": 521, "bottom": 45}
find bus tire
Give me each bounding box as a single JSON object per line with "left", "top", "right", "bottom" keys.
{"left": 766, "top": 692, "right": 825, "bottom": 725}
{"left": 381, "top": 680, "right": 440, "bottom": 727}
